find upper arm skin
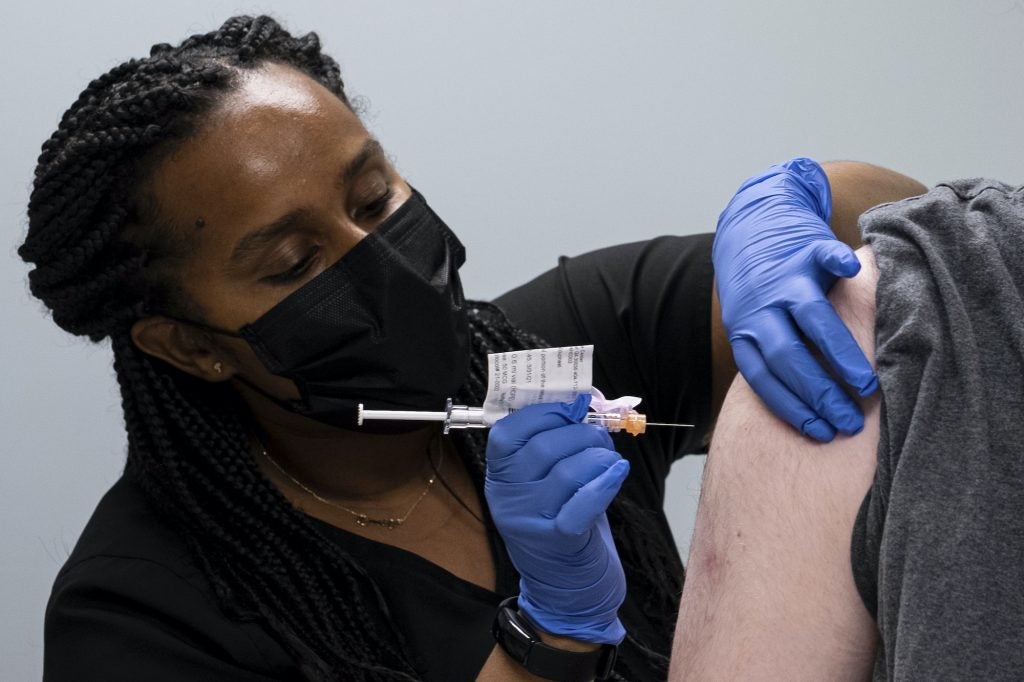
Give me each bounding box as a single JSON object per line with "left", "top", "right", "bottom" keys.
{"left": 824, "top": 161, "right": 928, "bottom": 250}
{"left": 672, "top": 247, "right": 881, "bottom": 681}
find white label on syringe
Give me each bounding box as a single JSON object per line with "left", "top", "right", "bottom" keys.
{"left": 482, "top": 345, "right": 593, "bottom": 424}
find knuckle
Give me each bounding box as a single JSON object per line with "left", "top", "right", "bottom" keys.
{"left": 529, "top": 428, "right": 572, "bottom": 459}
{"left": 547, "top": 458, "right": 579, "bottom": 487}
{"left": 762, "top": 340, "right": 802, "bottom": 369}
{"left": 561, "top": 423, "right": 612, "bottom": 451}
{"left": 739, "top": 361, "right": 770, "bottom": 388}
{"left": 586, "top": 447, "right": 621, "bottom": 469}
{"left": 812, "top": 384, "right": 844, "bottom": 413}
{"left": 485, "top": 429, "right": 515, "bottom": 458}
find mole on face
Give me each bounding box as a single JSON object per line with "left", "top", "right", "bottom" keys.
{"left": 194, "top": 217, "right": 206, "bottom": 230}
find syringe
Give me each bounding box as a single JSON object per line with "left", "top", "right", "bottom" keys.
{"left": 357, "top": 399, "right": 692, "bottom": 437}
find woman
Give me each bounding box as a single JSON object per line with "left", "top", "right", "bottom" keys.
{"left": 22, "top": 15, "right": 922, "bottom": 681}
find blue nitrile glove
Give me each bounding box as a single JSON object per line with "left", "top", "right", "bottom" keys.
{"left": 713, "top": 157, "right": 878, "bottom": 442}
{"left": 484, "top": 395, "right": 628, "bottom": 645}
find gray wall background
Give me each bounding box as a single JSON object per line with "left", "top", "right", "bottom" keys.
{"left": 4, "top": 1, "right": 1023, "bottom": 677}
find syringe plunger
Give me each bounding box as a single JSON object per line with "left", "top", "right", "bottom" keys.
{"left": 357, "top": 401, "right": 488, "bottom": 433}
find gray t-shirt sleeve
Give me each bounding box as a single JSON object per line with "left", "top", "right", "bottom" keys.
{"left": 850, "top": 179, "right": 1024, "bottom": 680}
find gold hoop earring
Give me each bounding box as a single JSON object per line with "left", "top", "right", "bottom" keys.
{"left": 213, "top": 362, "right": 223, "bottom": 375}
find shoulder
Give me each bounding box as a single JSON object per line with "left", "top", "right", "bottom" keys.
{"left": 57, "top": 475, "right": 196, "bottom": 577}
{"left": 45, "top": 476, "right": 292, "bottom": 680}
{"left": 861, "top": 178, "right": 1024, "bottom": 234}
{"left": 493, "top": 235, "right": 713, "bottom": 337}
{"left": 494, "top": 235, "right": 713, "bottom": 322}
{"left": 933, "top": 178, "right": 1022, "bottom": 198}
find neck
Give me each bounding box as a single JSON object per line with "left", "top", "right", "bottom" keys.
{"left": 241, "top": 387, "right": 439, "bottom": 503}
{"left": 263, "top": 426, "right": 437, "bottom": 503}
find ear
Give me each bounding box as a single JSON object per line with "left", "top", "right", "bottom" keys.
{"left": 130, "top": 316, "right": 233, "bottom": 382}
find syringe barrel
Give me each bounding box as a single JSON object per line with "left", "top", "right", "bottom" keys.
{"left": 445, "top": 404, "right": 488, "bottom": 431}
{"left": 444, "top": 405, "right": 646, "bottom": 435}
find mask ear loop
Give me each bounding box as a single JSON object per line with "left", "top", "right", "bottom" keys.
{"left": 160, "top": 313, "right": 310, "bottom": 416}
{"left": 231, "top": 373, "right": 309, "bottom": 415}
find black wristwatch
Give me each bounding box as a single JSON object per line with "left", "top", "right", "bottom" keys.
{"left": 491, "top": 596, "right": 618, "bottom": 681}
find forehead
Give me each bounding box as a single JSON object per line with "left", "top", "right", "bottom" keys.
{"left": 146, "top": 62, "right": 368, "bottom": 240}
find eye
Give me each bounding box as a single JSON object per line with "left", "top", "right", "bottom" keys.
{"left": 353, "top": 186, "right": 394, "bottom": 222}
{"left": 262, "top": 247, "right": 320, "bottom": 285}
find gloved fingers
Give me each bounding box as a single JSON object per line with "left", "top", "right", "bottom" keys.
{"left": 811, "top": 239, "right": 861, "bottom": 279}
{"left": 554, "top": 459, "right": 630, "bottom": 537}
{"left": 510, "top": 423, "right": 615, "bottom": 483}
{"left": 486, "top": 395, "right": 591, "bottom": 468}
{"left": 731, "top": 336, "right": 837, "bottom": 442}
{"left": 544, "top": 447, "right": 623, "bottom": 513}
{"left": 781, "top": 157, "right": 832, "bottom": 219}
{"left": 791, "top": 298, "right": 878, "bottom": 397}
{"left": 752, "top": 314, "right": 864, "bottom": 435}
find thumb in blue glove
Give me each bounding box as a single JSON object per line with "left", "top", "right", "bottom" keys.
{"left": 713, "top": 157, "right": 878, "bottom": 442}
{"left": 485, "top": 395, "right": 629, "bottom": 644}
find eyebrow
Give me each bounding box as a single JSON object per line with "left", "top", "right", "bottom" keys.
{"left": 230, "top": 137, "right": 386, "bottom": 265}
{"left": 230, "top": 209, "right": 309, "bottom": 265}
{"left": 337, "top": 137, "right": 385, "bottom": 189}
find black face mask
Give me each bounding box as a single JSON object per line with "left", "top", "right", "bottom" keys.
{"left": 184, "top": 190, "right": 470, "bottom": 433}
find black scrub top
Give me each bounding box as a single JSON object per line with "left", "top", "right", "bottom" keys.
{"left": 44, "top": 234, "right": 715, "bottom": 681}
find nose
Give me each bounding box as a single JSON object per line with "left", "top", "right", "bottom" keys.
{"left": 323, "top": 217, "right": 375, "bottom": 264}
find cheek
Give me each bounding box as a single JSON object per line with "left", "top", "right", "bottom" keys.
{"left": 173, "top": 228, "right": 279, "bottom": 329}
{"left": 180, "top": 257, "right": 282, "bottom": 331}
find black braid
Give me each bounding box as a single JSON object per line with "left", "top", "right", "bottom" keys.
{"left": 22, "top": 15, "right": 418, "bottom": 680}
{"left": 21, "top": 14, "right": 681, "bottom": 680}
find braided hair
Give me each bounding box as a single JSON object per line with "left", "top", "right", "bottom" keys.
{"left": 20, "top": 15, "right": 681, "bottom": 680}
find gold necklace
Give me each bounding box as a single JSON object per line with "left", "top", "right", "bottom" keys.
{"left": 261, "top": 434, "right": 443, "bottom": 531}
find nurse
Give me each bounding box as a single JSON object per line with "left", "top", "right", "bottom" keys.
{"left": 23, "top": 15, "right": 923, "bottom": 681}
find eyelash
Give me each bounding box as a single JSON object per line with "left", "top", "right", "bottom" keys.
{"left": 354, "top": 187, "right": 393, "bottom": 221}
{"left": 264, "top": 247, "right": 319, "bottom": 285}
{"left": 262, "top": 188, "right": 394, "bottom": 285}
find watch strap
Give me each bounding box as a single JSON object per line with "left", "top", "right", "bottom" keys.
{"left": 492, "top": 596, "right": 617, "bottom": 681}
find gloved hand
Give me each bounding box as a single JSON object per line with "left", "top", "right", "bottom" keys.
{"left": 485, "top": 395, "right": 628, "bottom": 645}
{"left": 713, "top": 157, "right": 878, "bottom": 442}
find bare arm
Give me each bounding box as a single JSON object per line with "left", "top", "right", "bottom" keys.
{"left": 824, "top": 161, "right": 928, "bottom": 250}
{"left": 676, "top": 247, "right": 882, "bottom": 680}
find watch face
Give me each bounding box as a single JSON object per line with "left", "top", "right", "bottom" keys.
{"left": 494, "top": 605, "right": 534, "bottom": 662}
